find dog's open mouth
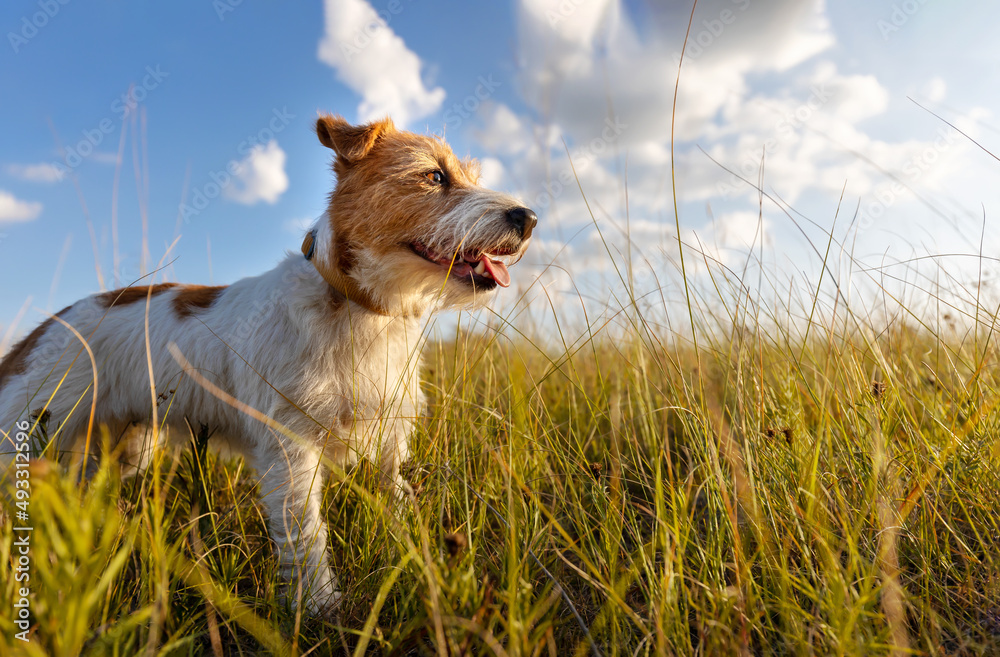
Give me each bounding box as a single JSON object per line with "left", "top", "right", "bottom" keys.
{"left": 410, "top": 241, "right": 515, "bottom": 288}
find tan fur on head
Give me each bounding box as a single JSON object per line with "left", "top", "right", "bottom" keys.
{"left": 316, "top": 115, "right": 395, "bottom": 164}
{"left": 308, "top": 114, "right": 535, "bottom": 317}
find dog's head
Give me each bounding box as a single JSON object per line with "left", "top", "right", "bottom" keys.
{"left": 305, "top": 115, "right": 536, "bottom": 317}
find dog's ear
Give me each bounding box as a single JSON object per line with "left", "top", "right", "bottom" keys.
{"left": 316, "top": 115, "right": 395, "bottom": 162}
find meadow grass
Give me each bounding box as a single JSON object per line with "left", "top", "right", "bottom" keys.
{"left": 3, "top": 74, "right": 1000, "bottom": 654}
{"left": 3, "top": 256, "right": 1000, "bottom": 657}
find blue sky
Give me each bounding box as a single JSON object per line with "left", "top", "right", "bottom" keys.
{"left": 3, "top": 0, "right": 1000, "bottom": 340}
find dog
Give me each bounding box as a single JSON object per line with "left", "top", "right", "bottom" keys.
{"left": 0, "top": 114, "right": 536, "bottom": 612}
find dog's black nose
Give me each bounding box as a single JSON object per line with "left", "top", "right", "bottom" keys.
{"left": 506, "top": 207, "right": 537, "bottom": 239}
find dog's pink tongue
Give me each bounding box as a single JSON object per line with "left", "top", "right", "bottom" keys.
{"left": 482, "top": 257, "right": 511, "bottom": 287}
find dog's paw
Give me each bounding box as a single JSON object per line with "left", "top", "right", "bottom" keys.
{"left": 304, "top": 581, "right": 343, "bottom": 618}
{"left": 280, "top": 565, "right": 342, "bottom": 616}
{"left": 385, "top": 474, "right": 415, "bottom": 509}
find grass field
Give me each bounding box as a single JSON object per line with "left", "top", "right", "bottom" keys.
{"left": 3, "top": 232, "right": 1000, "bottom": 657}
{"left": 2, "top": 33, "right": 999, "bottom": 649}
{"left": 8, "top": 0, "right": 1000, "bottom": 652}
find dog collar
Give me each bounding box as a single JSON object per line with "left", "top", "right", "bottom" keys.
{"left": 301, "top": 229, "right": 390, "bottom": 316}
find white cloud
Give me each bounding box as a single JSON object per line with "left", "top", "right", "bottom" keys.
{"left": 513, "top": 0, "right": 836, "bottom": 146}
{"left": 711, "top": 210, "right": 770, "bottom": 251}
{"left": 317, "top": 0, "right": 445, "bottom": 126}
{"left": 809, "top": 62, "right": 889, "bottom": 123}
{"left": 922, "top": 77, "right": 947, "bottom": 103}
{"left": 468, "top": 0, "right": 998, "bottom": 326}
{"left": 478, "top": 157, "right": 507, "bottom": 189}
{"left": 6, "top": 163, "right": 65, "bottom": 183}
{"left": 475, "top": 103, "right": 532, "bottom": 156}
{"left": 473, "top": 0, "right": 857, "bottom": 230}
{"left": 223, "top": 141, "right": 289, "bottom": 205}
{"left": 0, "top": 190, "right": 42, "bottom": 223}
{"left": 954, "top": 106, "right": 991, "bottom": 137}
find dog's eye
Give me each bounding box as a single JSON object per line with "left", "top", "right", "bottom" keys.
{"left": 425, "top": 170, "right": 446, "bottom": 185}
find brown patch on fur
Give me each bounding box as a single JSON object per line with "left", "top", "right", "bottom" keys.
{"left": 336, "top": 235, "right": 357, "bottom": 275}
{"left": 0, "top": 305, "right": 72, "bottom": 394}
{"left": 326, "top": 285, "right": 345, "bottom": 310}
{"left": 98, "top": 283, "right": 177, "bottom": 309}
{"left": 172, "top": 285, "right": 227, "bottom": 318}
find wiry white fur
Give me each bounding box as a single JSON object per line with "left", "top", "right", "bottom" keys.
{"left": 340, "top": 187, "right": 525, "bottom": 317}
{"left": 424, "top": 188, "right": 525, "bottom": 259}
{"left": 350, "top": 246, "right": 492, "bottom": 315}
{"left": 0, "top": 255, "right": 427, "bottom": 611}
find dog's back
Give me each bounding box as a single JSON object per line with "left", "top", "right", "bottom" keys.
{"left": 0, "top": 281, "right": 236, "bottom": 470}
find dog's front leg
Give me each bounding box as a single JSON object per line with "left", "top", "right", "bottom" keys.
{"left": 377, "top": 423, "right": 414, "bottom": 507}
{"left": 252, "top": 438, "right": 339, "bottom": 613}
